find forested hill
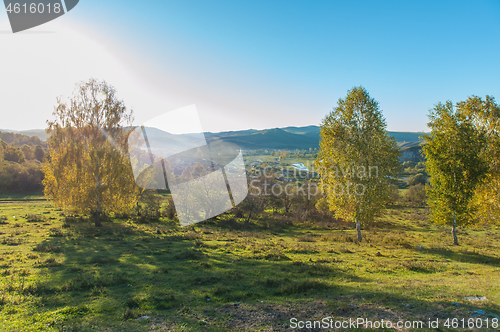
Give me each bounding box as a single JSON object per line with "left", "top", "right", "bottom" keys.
{"left": 0, "top": 126, "right": 426, "bottom": 151}
{"left": 0, "top": 131, "right": 47, "bottom": 148}
{"left": 205, "top": 128, "right": 319, "bottom": 150}
{"left": 0, "top": 134, "right": 46, "bottom": 193}
{"left": 205, "top": 126, "right": 425, "bottom": 150}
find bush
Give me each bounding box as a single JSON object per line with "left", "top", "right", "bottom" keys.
{"left": 402, "top": 161, "right": 416, "bottom": 168}
{"left": 33, "top": 243, "right": 61, "bottom": 253}
{"left": 135, "top": 191, "right": 163, "bottom": 222}
{"left": 49, "top": 228, "right": 64, "bottom": 237}
{"left": 405, "top": 184, "right": 427, "bottom": 207}
{"left": 0, "top": 160, "right": 44, "bottom": 192}
{"left": 1, "top": 237, "right": 22, "bottom": 246}
{"left": 406, "top": 173, "right": 427, "bottom": 186}
{"left": 386, "top": 184, "right": 400, "bottom": 205}
{"left": 3, "top": 146, "right": 25, "bottom": 163}
{"left": 163, "top": 196, "right": 177, "bottom": 220}
{"left": 25, "top": 214, "right": 47, "bottom": 223}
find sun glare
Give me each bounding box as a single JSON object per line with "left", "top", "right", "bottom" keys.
{"left": 0, "top": 20, "right": 178, "bottom": 131}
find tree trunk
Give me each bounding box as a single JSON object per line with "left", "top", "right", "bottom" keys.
{"left": 94, "top": 191, "right": 102, "bottom": 227}
{"left": 94, "top": 211, "right": 102, "bottom": 227}
{"left": 95, "top": 165, "right": 102, "bottom": 227}
{"left": 452, "top": 216, "right": 458, "bottom": 245}
{"left": 95, "top": 182, "right": 102, "bottom": 227}
{"left": 356, "top": 220, "right": 362, "bottom": 242}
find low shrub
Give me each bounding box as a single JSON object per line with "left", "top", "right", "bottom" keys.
{"left": 25, "top": 214, "right": 47, "bottom": 223}
{"left": 405, "top": 184, "right": 427, "bottom": 207}
{"left": 33, "top": 243, "right": 61, "bottom": 253}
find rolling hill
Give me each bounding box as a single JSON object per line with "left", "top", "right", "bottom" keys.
{"left": 0, "top": 126, "right": 427, "bottom": 152}
{"left": 0, "top": 129, "right": 48, "bottom": 141}
{"left": 206, "top": 126, "right": 425, "bottom": 151}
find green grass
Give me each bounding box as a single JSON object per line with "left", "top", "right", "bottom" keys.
{"left": 0, "top": 197, "right": 499, "bottom": 331}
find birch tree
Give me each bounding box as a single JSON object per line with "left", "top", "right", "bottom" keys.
{"left": 423, "top": 101, "right": 488, "bottom": 245}
{"left": 43, "top": 79, "right": 140, "bottom": 227}
{"left": 457, "top": 96, "right": 500, "bottom": 224}
{"left": 316, "top": 87, "right": 400, "bottom": 242}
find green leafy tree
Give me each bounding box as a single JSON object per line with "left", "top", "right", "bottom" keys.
{"left": 456, "top": 96, "right": 500, "bottom": 224}
{"left": 316, "top": 86, "right": 400, "bottom": 241}
{"left": 0, "top": 140, "right": 4, "bottom": 161}
{"left": 423, "top": 101, "right": 488, "bottom": 245}
{"left": 406, "top": 172, "right": 426, "bottom": 186}
{"left": 0, "top": 160, "right": 44, "bottom": 192}
{"left": 21, "top": 145, "right": 34, "bottom": 160}
{"left": 386, "top": 184, "right": 401, "bottom": 206}
{"left": 4, "top": 145, "right": 26, "bottom": 163}
{"left": 34, "top": 145, "right": 45, "bottom": 162}
{"left": 405, "top": 184, "right": 427, "bottom": 207}
{"left": 43, "top": 79, "right": 141, "bottom": 227}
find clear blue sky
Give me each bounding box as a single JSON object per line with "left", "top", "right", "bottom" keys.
{"left": 1, "top": 0, "right": 499, "bottom": 132}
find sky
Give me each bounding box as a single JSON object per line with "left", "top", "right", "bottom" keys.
{"left": 1, "top": 0, "right": 499, "bottom": 134}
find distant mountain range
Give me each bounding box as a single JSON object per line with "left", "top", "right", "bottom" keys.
{"left": 0, "top": 126, "right": 426, "bottom": 151}
{"left": 0, "top": 129, "right": 49, "bottom": 141}
{"left": 207, "top": 126, "right": 426, "bottom": 150}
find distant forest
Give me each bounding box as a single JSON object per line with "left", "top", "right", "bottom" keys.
{"left": 0, "top": 132, "right": 46, "bottom": 193}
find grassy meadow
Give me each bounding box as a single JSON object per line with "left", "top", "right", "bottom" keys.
{"left": 0, "top": 193, "right": 499, "bottom": 331}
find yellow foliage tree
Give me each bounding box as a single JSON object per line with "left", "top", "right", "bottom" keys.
{"left": 43, "top": 79, "right": 141, "bottom": 226}
{"left": 423, "top": 100, "right": 488, "bottom": 245}
{"left": 316, "top": 87, "right": 400, "bottom": 241}
{"left": 458, "top": 96, "right": 500, "bottom": 224}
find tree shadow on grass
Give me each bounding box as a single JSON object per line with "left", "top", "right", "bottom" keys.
{"left": 22, "top": 218, "right": 500, "bottom": 331}
{"left": 422, "top": 247, "right": 500, "bottom": 267}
